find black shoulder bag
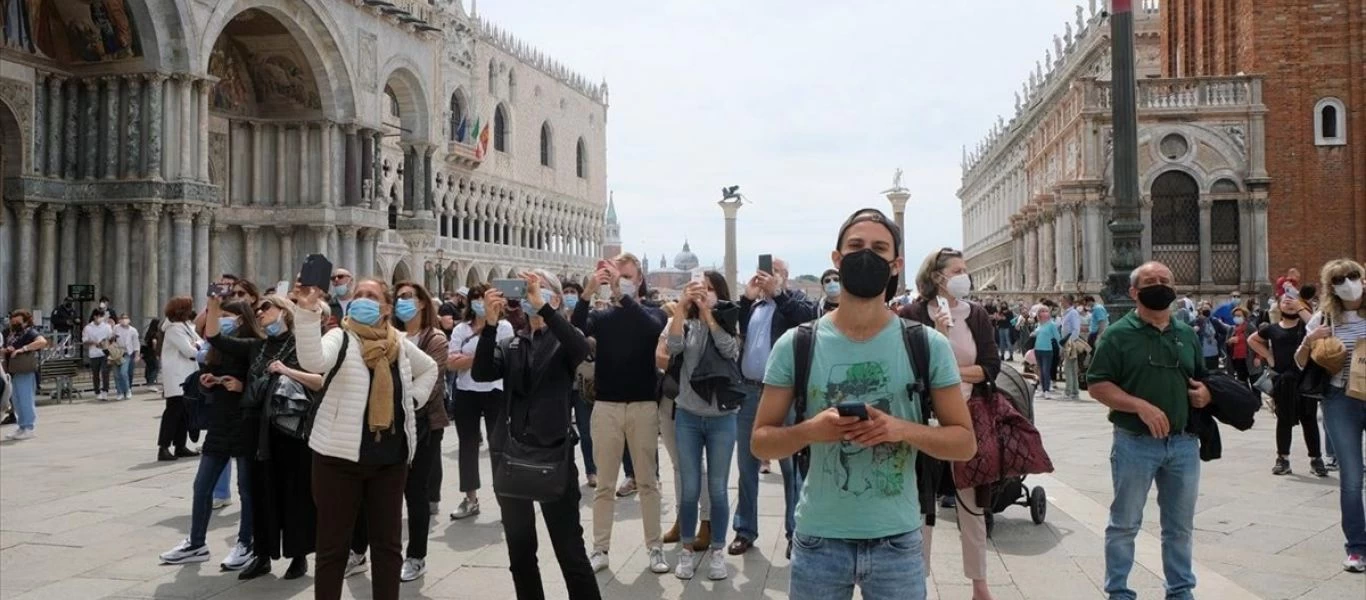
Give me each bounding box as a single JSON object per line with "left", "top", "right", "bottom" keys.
{"left": 494, "top": 336, "right": 574, "bottom": 503}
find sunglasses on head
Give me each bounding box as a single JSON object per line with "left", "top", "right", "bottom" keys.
{"left": 937, "top": 247, "right": 963, "bottom": 259}
{"left": 1330, "top": 271, "right": 1362, "bottom": 286}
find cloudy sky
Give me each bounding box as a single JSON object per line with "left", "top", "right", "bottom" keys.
{"left": 473, "top": 0, "right": 1091, "bottom": 278}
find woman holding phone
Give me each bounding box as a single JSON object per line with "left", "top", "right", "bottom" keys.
{"left": 447, "top": 284, "right": 515, "bottom": 521}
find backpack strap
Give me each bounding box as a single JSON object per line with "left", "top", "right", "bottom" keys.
{"left": 899, "top": 318, "right": 933, "bottom": 423}
{"left": 791, "top": 319, "right": 818, "bottom": 477}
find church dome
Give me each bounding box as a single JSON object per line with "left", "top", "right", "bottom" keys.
{"left": 673, "top": 240, "right": 700, "bottom": 271}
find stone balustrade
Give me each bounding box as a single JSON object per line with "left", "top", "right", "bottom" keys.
{"left": 1087, "top": 76, "right": 1263, "bottom": 112}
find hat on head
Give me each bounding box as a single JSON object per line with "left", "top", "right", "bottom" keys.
{"left": 456, "top": 287, "right": 470, "bottom": 297}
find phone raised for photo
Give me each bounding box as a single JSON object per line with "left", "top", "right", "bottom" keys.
{"left": 206, "top": 282, "right": 233, "bottom": 298}
{"left": 299, "top": 254, "right": 333, "bottom": 290}
{"left": 491, "top": 279, "right": 527, "bottom": 300}
{"left": 835, "top": 400, "right": 869, "bottom": 421}
{"left": 691, "top": 271, "right": 705, "bottom": 285}
{"left": 758, "top": 254, "right": 773, "bottom": 275}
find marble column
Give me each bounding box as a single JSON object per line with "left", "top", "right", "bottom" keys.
{"left": 33, "top": 73, "right": 45, "bottom": 175}
{"left": 1198, "top": 197, "right": 1214, "bottom": 287}
{"left": 345, "top": 127, "right": 361, "bottom": 208}
{"left": 111, "top": 206, "right": 132, "bottom": 314}
{"left": 340, "top": 226, "right": 359, "bottom": 274}
{"left": 1238, "top": 198, "right": 1253, "bottom": 288}
{"left": 1139, "top": 196, "right": 1153, "bottom": 263}
{"left": 170, "top": 207, "right": 193, "bottom": 297}
{"left": 1251, "top": 194, "right": 1270, "bottom": 286}
{"left": 277, "top": 226, "right": 295, "bottom": 282}
{"left": 242, "top": 225, "right": 260, "bottom": 284}
{"left": 46, "top": 75, "right": 63, "bottom": 178}
{"left": 145, "top": 75, "right": 164, "bottom": 180}
{"left": 208, "top": 222, "right": 226, "bottom": 289}
{"left": 84, "top": 206, "right": 105, "bottom": 298}
{"left": 15, "top": 204, "right": 36, "bottom": 309}
{"left": 82, "top": 79, "right": 99, "bottom": 179}
{"left": 194, "top": 212, "right": 210, "bottom": 295}
{"left": 1039, "top": 211, "right": 1056, "bottom": 292}
{"left": 360, "top": 129, "right": 374, "bottom": 206}
{"left": 37, "top": 204, "right": 58, "bottom": 310}
{"left": 321, "top": 123, "right": 334, "bottom": 206}
{"left": 312, "top": 225, "right": 332, "bottom": 257}
{"left": 1023, "top": 223, "right": 1038, "bottom": 292}
{"left": 1055, "top": 203, "right": 1077, "bottom": 292}
{"left": 62, "top": 79, "right": 77, "bottom": 178}
{"left": 197, "top": 81, "right": 209, "bottom": 181}
{"left": 60, "top": 206, "right": 77, "bottom": 293}
{"left": 422, "top": 147, "right": 435, "bottom": 214}
{"left": 371, "top": 132, "right": 383, "bottom": 197}
{"left": 275, "top": 124, "right": 287, "bottom": 205}
{"left": 178, "top": 76, "right": 193, "bottom": 180}
{"left": 124, "top": 77, "right": 142, "bottom": 178}
{"left": 250, "top": 122, "right": 263, "bottom": 204}
{"left": 296, "top": 125, "right": 309, "bottom": 206}
{"left": 140, "top": 204, "right": 162, "bottom": 323}
{"left": 103, "top": 77, "right": 120, "bottom": 179}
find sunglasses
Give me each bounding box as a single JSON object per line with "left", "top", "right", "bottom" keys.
{"left": 1330, "top": 271, "right": 1362, "bottom": 286}
{"left": 331, "top": 274, "right": 350, "bottom": 281}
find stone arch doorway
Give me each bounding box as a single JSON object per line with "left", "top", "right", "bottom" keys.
{"left": 1151, "top": 170, "right": 1201, "bottom": 286}
{"left": 380, "top": 66, "right": 431, "bottom": 216}
{"left": 0, "top": 98, "right": 22, "bottom": 314}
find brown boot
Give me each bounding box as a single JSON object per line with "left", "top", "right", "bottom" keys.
{"left": 692, "top": 520, "right": 712, "bottom": 552}
{"left": 662, "top": 521, "right": 681, "bottom": 544}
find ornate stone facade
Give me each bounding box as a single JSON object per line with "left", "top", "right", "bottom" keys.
{"left": 960, "top": 1, "right": 1270, "bottom": 299}
{"left": 0, "top": 0, "right": 608, "bottom": 326}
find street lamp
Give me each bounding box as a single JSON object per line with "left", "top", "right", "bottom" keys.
{"left": 719, "top": 185, "right": 745, "bottom": 291}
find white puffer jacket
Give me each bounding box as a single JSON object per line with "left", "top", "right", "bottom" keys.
{"left": 293, "top": 306, "right": 437, "bottom": 463}
{"left": 160, "top": 320, "right": 201, "bottom": 399}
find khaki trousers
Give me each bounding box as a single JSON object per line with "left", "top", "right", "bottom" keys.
{"left": 591, "top": 401, "right": 662, "bottom": 552}
{"left": 923, "top": 487, "right": 989, "bottom": 581}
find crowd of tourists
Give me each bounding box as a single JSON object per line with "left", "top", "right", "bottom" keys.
{"left": 2, "top": 206, "right": 1363, "bottom": 600}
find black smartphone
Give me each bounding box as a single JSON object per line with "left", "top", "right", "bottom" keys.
{"left": 835, "top": 401, "right": 869, "bottom": 421}
{"left": 758, "top": 254, "right": 773, "bottom": 275}
{"left": 492, "top": 279, "right": 527, "bottom": 299}
{"left": 300, "top": 254, "right": 333, "bottom": 290}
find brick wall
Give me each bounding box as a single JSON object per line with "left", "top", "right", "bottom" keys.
{"left": 1160, "top": 0, "right": 1366, "bottom": 280}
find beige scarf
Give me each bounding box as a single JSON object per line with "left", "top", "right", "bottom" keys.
{"left": 342, "top": 317, "right": 401, "bottom": 438}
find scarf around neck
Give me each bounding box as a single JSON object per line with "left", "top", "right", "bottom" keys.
{"left": 342, "top": 316, "right": 401, "bottom": 438}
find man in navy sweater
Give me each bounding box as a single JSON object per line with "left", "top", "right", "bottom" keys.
{"left": 571, "top": 253, "right": 671, "bottom": 576}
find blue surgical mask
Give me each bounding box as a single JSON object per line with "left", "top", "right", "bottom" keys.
{"left": 824, "top": 281, "right": 841, "bottom": 297}
{"left": 348, "top": 298, "right": 383, "bottom": 326}
{"left": 218, "top": 317, "right": 238, "bottom": 336}
{"left": 472, "top": 300, "right": 486, "bottom": 318}
{"left": 395, "top": 298, "right": 419, "bottom": 323}
{"left": 564, "top": 294, "right": 579, "bottom": 310}
{"left": 196, "top": 344, "right": 210, "bottom": 364}
{"left": 330, "top": 283, "right": 349, "bottom": 298}
{"left": 265, "top": 316, "right": 286, "bottom": 337}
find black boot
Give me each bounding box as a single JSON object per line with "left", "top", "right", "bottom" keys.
{"left": 174, "top": 446, "right": 200, "bottom": 458}
{"left": 284, "top": 556, "right": 308, "bottom": 580}
{"left": 157, "top": 448, "right": 177, "bottom": 462}
{"left": 238, "top": 556, "right": 271, "bottom": 580}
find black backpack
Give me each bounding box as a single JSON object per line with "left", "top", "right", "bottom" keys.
{"left": 790, "top": 317, "right": 933, "bottom": 478}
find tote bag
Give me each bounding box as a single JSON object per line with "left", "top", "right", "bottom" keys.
{"left": 1348, "top": 337, "right": 1366, "bottom": 401}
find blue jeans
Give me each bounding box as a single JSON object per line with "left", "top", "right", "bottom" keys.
{"left": 1321, "top": 385, "right": 1366, "bottom": 555}
{"left": 191, "top": 453, "right": 252, "bottom": 548}
{"left": 214, "top": 461, "right": 232, "bottom": 500}
{"left": 10, "top": 372, "right": 37, "bottom": 431}
{"left": 572, "top": 390, "right": 596, "bottom": 475}
{"left": 1036, "top": 350, "right": 1054, "bottom": 392}
{"left": 1105, "top": 428, "right": 1200, "bottom": 600}
{"left": 675, "top": 409, "right": 736, "bottom": 548}
{"left": 789, "top": 529, "right": 927, "bottom": 600}
{"left": 997, "top": 329, "right": 1013, "bottom": 359}
{"left": 114, "top": 359, "right": 133, "bottom": 397}
{"left": 734, "top": 381, "right": 797, "bottom": 542}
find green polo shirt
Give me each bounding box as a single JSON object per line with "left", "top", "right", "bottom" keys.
{"left": 1087, "top": 311, "right": 1206, "bottom": 435}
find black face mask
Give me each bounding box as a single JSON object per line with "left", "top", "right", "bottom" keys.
{"left": 1136, "top": 284, "right": 1177, "bottom": 311}
{"left": 838, "top": 249, "right": 894, "bottom": 299}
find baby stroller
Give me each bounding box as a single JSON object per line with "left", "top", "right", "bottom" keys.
{"left": 978, "top": 363, "right": 1050, "bottom": 536}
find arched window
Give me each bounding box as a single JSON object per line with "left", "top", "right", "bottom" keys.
{"left": 1315, "top": 97, "right": 1346, "bottom": 146}
{"left": 448, "top": 91, "right": 466, "bottom": 143}
{"left": 493, "top": 104, "right": 508, "bottom": 152}
{"left": 576, "top": 137, "right": 587, "bottom": 178}
{"left": 539, "top": 121, "right": 553, "bottom": 167}
{"left": 384, "top": 85, "right": 400, "bottom": 118}
{"left": 1150, "top": 170, "right": 1201, "bottom": 284}
{"left": 487, "top": 60, "right": 496, "bottom": 94}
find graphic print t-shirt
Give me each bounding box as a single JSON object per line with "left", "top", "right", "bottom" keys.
{"left": 764, "top": 315, "right": 961, "bottom": 540}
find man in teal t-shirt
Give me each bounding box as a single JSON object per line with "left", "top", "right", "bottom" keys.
{"left": 750, "top": 208, "right": 976, "bottom": 600}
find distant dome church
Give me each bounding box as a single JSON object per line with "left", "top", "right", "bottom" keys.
{"left": 644, "top": 239, "right": 717, "bottom": 300}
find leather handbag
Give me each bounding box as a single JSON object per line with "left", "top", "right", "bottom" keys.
{"left": 5, "top": 351, "right": 39, "bottom": 375}
{"left": 494, "top": 432, "right": 573, "bottom": 503}
{"left": 1253, "top": 369, "right": 1275, "bottom": 395}
{"left": 951, "top": 382, "right": 1054, "bottom": 490}
{"left": 269, "top": 376, "right": 314, "bottom": 440}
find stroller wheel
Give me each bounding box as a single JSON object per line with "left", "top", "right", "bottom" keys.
{"left": 1029, "top": 486, "right": 1047, "bottom": 525}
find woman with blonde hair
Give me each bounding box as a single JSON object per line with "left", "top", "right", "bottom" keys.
{"left": 1298, "top": 258, "right": 1366, "bottom": 573}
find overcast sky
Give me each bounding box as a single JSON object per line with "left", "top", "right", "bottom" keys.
{"left": 473, "top": 0, "right": 1089, "bottom": 278}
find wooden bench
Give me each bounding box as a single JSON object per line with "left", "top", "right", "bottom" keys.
{"left": 39, "top": 357, "right": 86, "bottom": 404}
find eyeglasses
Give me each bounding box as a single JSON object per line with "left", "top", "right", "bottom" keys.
{"left": 1146, "top": 338, "right": 1185, "bottom": 371}
{"left": 331, "top": 274, "right": 350, "bottom": 282}
{"left": 1330, "top": 271, "right": 1362, "bottom": 286}
{"left": 397, "top": 291, "right": 416, "bottom": 300}
{"left": 822, "top": 277, "right": 840, "bottom": 284}
{"left": 229, "top": 290, "right": 250, "bottom": 299}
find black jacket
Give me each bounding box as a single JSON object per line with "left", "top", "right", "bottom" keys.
{"left": 571, "top": 295, "right": 666, "bottom": 402}
{"left": 475, "top": 303, "right": 590, "bottom": 450}
{"left": 737, "top": 289, "right": 819, "bottom": 364}
{"left": 1184, "top": 372, "right": 1260, "bottom": 461}
{"left": 206, "top": 333, "right": 300, "bottom": 458}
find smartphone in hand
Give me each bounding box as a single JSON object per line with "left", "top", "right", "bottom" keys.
{"left": 300, "top": 254, "right": 333, "bottom": 290}
{"left": 492, "top": 279, "right": 527, "bottom": 299}
{"left": 835, "top": 401, "right": 869, "bottom": 421}
{"left": 758, "top": 254, "right": 773, "bottom": 275}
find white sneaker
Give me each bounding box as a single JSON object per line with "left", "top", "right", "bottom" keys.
{"left": 707, "top": 550, "right": 728, "bottom": 580}
{"left": 220, "top": 542, "right": 253, "bottom": 571}
{"left": 5, "top": 429, "right": 34, "bottom": 441}
{"left": 400, "top": 557, "right": 426, "bottom": 582}
{"left": 589, "top": 550, "right": 609, "bottom": 573}
{"left": 648, "top": 546, "right": 670, "bottom": 574}
{"left": 212, "top": 497, "right": 233, "bottom": 510}
{"left": 344, "top": 551, "right": 368, "bottom": 577}
{"left": 159, "top": 539, "right": 210, "bottom": 564}
{"left": 97, "top": 392, "right": 107, "bottom": 401}
{"left": 1345, "top": 553, "right": 1366, "bottom": 573}
{"left": 673, "top": 549, "right": 696, "bottom": 579}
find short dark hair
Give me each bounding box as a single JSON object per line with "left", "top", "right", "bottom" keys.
{"left": 463, "top": 284, "right": 490, "bottom": 322}
{"left": 562, "top": 281, "right": 584, "bottom": 295}
{"left": 821, "top": 269, "right": 839, "bottom": 283}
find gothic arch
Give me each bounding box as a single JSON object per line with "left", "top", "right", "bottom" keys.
{"left": 392, "top": 258, "right": 414, "bottom": 286}
{"left": 378, "top": 58, "right": 433, "bottom": 142}
{"left": 0, "top": 95, "right": 26, "bottom": 178}
{"left": 199, "top": 0, "right": 358, "bottom": 121}
{"left": 464, "top": 263, "right": 483, "bottom": 288}
{"left": 133, "top": 0, "right": 196, "bottom": 71}
{"left": 487, "top": 266, "right": 500, "bottom": 283}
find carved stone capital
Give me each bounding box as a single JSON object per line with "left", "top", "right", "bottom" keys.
{"left": 1250, "top": 195, "right": 1270, "bottom": 210}
{"left": 124, "top": 76, "right": 141, "bottom": 91}
{"left": 38, "top": 203, "right": 61, "bottom": 224}
{"left": 81, "top": 205, "right": 104, "bottom": 219}
{"left": 170, "top": 205, "right": 196, "bottom": 224}
{"left": 241, "top": 224, "right": 261, "bottom": 237}
{"left": 1197, "top": 198, "right": 1214, "bottom": 210}
{"left": 110, "top": 205, "right": 132, "bottom": 223}
{"left": 144, "top": 72, "right": 168, "bottom": 85}
{"left": 338, "top": 225, "right": 360, "bottom": 237}
{"left": 275, "top": 224, "right": 294, "bottom": 236}
{"left": 82, "top": 78, "right": 100, "bottom": 91}
{"left": 140, "top": 203, "right": 163, "bottom": 222}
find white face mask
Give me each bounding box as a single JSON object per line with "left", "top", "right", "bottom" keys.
{"left": 1233, "top": 316, "right": 1245, "bottom": 325}
{"left": 944, "top": 273, "right": 972, "bottom": 299}
{"left": 1335, "top": 279, "right": 1364, "bottom": 302}
{"left": 619, "top": 279, "right": 638, "bottom": 299}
